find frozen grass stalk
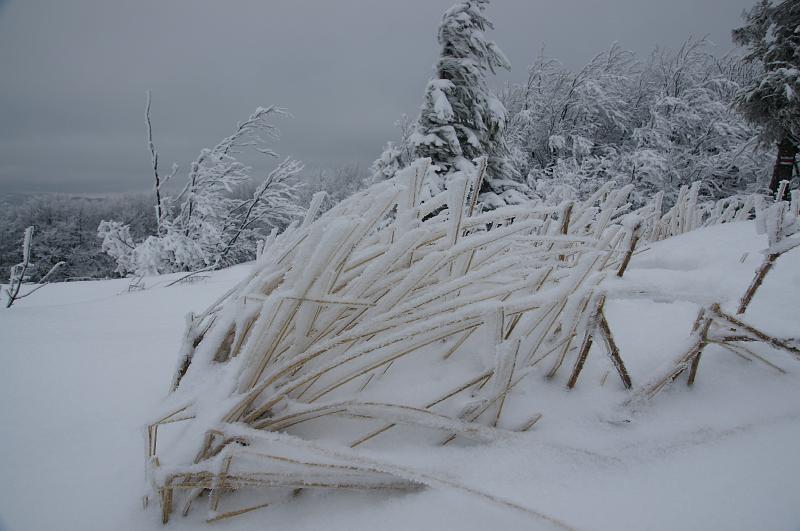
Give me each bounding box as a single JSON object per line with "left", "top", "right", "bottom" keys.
{"left": 146, "top": 159, "right": 797, "bottom": 524}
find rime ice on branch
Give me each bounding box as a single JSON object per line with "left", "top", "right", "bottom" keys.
{"left": 4, "top": 226, "right": 65, "bottom": 308}
{"left": 99, "top": 106, "right": 305, "bottom": 276}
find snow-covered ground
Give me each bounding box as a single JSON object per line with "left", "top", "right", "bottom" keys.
{"left": 2, "top": 222, "right": 799, "bottom": 531}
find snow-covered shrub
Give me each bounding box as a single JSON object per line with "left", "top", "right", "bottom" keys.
{"left": 530, "top": 156, "right": 624, "bottom": 205}
{"left": 503, "top": 43, "right": 638, "bottom": 175}
{"left": 370, "top": 141, "right": 404, "bottom": 181}
{"left": 97, "top": 220, "right": 136, "bottom": 275}
{"left": 298, "top": 162, "right": 369, "bottom": 212}
{"left": 4, "top": 226, "right": 65, "bottom": 308}
{"left": 99, "top": 107, "right": 305, "bottom": 276}
{"left": 503, "top": 39, "right": 772, "bottom": 206}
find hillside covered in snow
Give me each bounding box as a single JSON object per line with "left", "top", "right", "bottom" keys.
{"left": 2, "top": 181, "right": 799, "bottom": 530}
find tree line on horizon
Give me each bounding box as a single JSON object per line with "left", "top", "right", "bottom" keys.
{"left": 2, "top": 0, "right": 797, "bottom": 284}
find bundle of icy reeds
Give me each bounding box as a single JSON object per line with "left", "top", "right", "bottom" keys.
{"left": 633, "top": 182, "right": 800, "bottom": 401}
{"left": 149, "top": 158, "right": 768, "bottom": 525}
{"left": 637, "top": 181, "right": 769, "bottom": 243}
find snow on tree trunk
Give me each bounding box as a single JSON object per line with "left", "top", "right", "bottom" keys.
{"left": 770, "top": 136, "right": 797, "bottom": 195}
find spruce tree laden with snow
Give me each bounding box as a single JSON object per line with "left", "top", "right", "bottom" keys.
{"left": 734, "top": 0, "right": 800, "bottom": 194}
{"left": 411, "top": 0, "right": 525, "bottom": 207}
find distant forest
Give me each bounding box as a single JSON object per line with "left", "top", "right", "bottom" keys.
{"left": 0, "top": 164, "right": 367, "bottom": 281}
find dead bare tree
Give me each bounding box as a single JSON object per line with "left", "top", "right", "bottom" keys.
{"left": 4, "top": 226, "right": 65, "bottom": 308}
{"left": 145, "top": 91, "right": 178, "bottom": 236}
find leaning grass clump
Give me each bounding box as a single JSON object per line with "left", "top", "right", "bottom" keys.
{"left": 146, "top": 158, "right": 797, "bottom": 525}
{"left": 634, "top": 186, "right": 800, "bottom": 401}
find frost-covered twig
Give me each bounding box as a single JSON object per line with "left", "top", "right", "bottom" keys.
{"left": 5, "top": 226, "right": 65, "bottom": 308}
{"left": 145, "top": 90, "right": 164, "bottom": 234}
{"left": 737, "top": 199, "right": 799, "bottom": 314}
{"left": 100, "top": 105, "right": 306, "bottom": 276}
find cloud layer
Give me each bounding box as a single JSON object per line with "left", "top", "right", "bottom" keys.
{"left": 0, "top": 0, "right": 754, "bottom": 193}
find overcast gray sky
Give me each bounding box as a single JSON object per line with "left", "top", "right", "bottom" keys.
{"left": 0, "top": 0, "right": 755, "bottom": 193}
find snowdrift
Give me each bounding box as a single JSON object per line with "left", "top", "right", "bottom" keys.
{"left": 146, "top": 159, "right": 799, "bottom": 525}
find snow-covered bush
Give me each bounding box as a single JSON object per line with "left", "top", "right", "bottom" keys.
{"left": 4, "top": 226, "right": 65, "bottom": 308}
{"left": 299, "top": 162, "right": 369, "bottom": 211}
{"left": 370, "top": 141, "right": 404, "bottom": 181}
{"left": 503, "top": 39, "right": 772, "bottom": 206}
{"left": 97, "top": 220, "right": 136, "bottom": 275}
{"left": 504, "top": 43, "right": 639, "bottom": 175}
{"left": 371, "top": 115, "right": 416, "bottom": 182}
{"left": 99, "top": 107, "right": 305, "bottom": 276}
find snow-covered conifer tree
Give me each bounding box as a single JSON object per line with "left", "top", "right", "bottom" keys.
{"left": 733, "top": 0, "right": 800, "bottom": 194}
{"left": 411, "top": 0, "right": 524, "bottom": 207}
